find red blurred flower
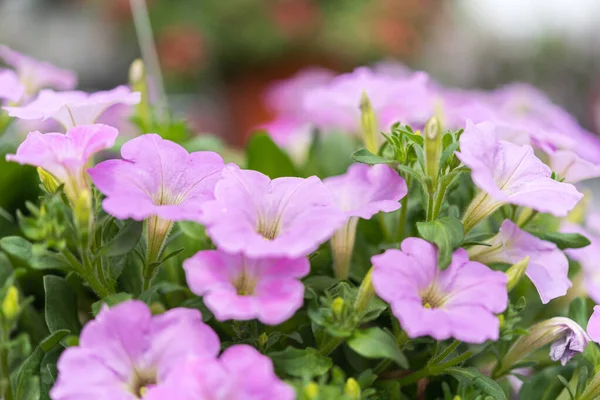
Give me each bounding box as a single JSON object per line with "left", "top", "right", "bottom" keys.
{"left": 157, "top": 26, "right": 206, "bottom": 75}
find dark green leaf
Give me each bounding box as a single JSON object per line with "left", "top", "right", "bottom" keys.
{"left": 177, "top": 221, "right": 206, "bottom": 241}
{"left": 519, "top": 365, "right": 574, "bottom": 400}
{"left": 347, "top": 327, "right": 408, "bottom": 368}
{"left": 0, "top": 237, "right": 70, "bottom": 270}
{"left": 246, "top": 133, "right": 297, "bottom": 178}
{"left": 305, "top": 132, "right": 355, "bottom": 177}
{"left": 525, "top": 230, "right": 590, "bottom": 250}
{"left": 446, "top": 367, "right": 507, "bottom": 400}
{"left": 91, "top": 293, "right": 133, "bottom": 316}
{"left": 556, "top": 375, "right": 575, "bottom": 400}
{"left": 43, "top": 276, "right": 80, "bottom": 334}
{"left": 269, "top": 347, "right": 333, "bottom": 378}
{"left": 351, "top": 148, "right": 394, "bottom": 166}
{"left": 417, "top": 217, "right": 464, "bottom": 269}
{"left": 98, "top": 220, "right": 143, "bottom": 258}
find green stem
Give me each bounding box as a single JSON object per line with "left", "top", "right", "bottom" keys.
{"left": 62, "top": 250, "right": 112, "bottom": 298}
{"left": 378, "top": 214, "right": 393, "bottom": 243}
{"left": 397, "top": 350, "right": 474, "bottom": 386}
{"left": 1, "top": 324, "right": 13, "bottom": 400}
{"left": 430, "top": 179, "right": 451, "bottom": 222}
{"left": 429, "top": 340, "right": 461, "bottom": 366}
{"left": 319, "top": 336, "right": 344, "bottom": 356}
{"left": 396, "top": 176, "right": 411, "bottom": 241}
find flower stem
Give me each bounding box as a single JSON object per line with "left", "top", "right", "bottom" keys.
{"left": 395, "top": 175, "right": 411, "bottom": 242}
{"left": 429, "top": 340, "right": 461, "bottom": 366}
{"left": 318, "top": 336, "right": 345, "bottom": 356}
{"left": 62, "top": 250, "right": 112, "bottom": 298}
{"left": 396, "top": 350, "right": 474, "bottom": 386}
{"left": 0, "top": 324, "right": 13, "bottom": 400}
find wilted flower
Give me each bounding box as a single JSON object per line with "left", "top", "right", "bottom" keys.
{"left": 0, "top": 45, "right": 77, "bottom": 96}
{"left": 324, "top": 163, "right": 407, "bottom": 279}
{"left": 501, "top": 317, "right": 589, "bottom": 372}
{"left": 469, "top": 220, "right": 571, "bottom": 304}
{"left": 184, "top": 250, "right": 309, "bottom": 325}
{"left": 50, "top": 300, "right": 220, "bottom": 400}
{"left": 144, "top": 345, "right": 295, "bottom": 400}
{"left": 0, "top": 69, "right": 24, "bottom": 104}
{"left": 4, "top": 86, "right": 140, "bottom": 129}
{"left": 6, "top": 124, "right": 118, "bottom": 204}
{"left": 458, "top": 120, "right": 582, "bottom": 233}
{"left": 200, "top": 164, "right": 346, "bottom": 258}
{"left": 372, "top": 237, "right": 508, "bottom": 343}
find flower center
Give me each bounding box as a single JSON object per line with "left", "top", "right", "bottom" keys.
{"left": 256, "top": 216, "right": 281, "bottom": 240}
{"left": 129, "top": 368, "right": 157, "bottom": 398}
{"left": 420, "top": 284, "right": 447, "bottom": 309}
{"left": 234, "top": 271, "right": 259, "bottom": 296}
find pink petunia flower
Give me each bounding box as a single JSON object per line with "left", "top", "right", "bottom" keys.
{"left": 4, "top": 86, "right": 140, "bottom": 129}
{"left": 200, "top": 164, "right": 346, "bottom": 258}
{"left": 144, "top": 345, "right": 295, "bottom": 400}
{"left": 324, "top": 163, "right": 407, "bottom": 279}
{"left": 259, "top": 117, "right": 313, "bottom": 165}
{"left": 458, "top": 120, "right": 582, "bottom": 233}
{"left": 587, "top": 305, "right": 600, "bottom": 344}
{"left": 0, "top": 69, "right": 24, "bottom": 104}
{"left": 50, "top": 300, "right": 220, "bottom": 400}
{"left": 6, "top": 124, "right": 118, "bottom": 204}
{"left": 0, "top": 45, "right": 77, "bottom": 96}
{"left": 469, "top": 219, "right": 571, "bottom": 304}
{"left": 372, "top": 237, "right": 508, "bottom": 343}
{"left": 548, "top": 149, "right": 600, "bottom": 183}
{"left": 184, "top": 250, "right": 309, "bottom": 325}
{"left": 302, "top": 67, "right": 430, "bottom": 133}
{"left": 89, "top": 134, "right": 224, "bottom": 264}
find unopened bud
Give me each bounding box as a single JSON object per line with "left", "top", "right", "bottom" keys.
{"left": 37, "top": 167, "right": 59, "bottom": 193}
{"left": 344, "top": 378, "right": 361, "bottom": 400}
{"left": 2, "top": 286, "right": 20, "bottom": 320}
{"left": 354, "top": 268, "right": 375, "bottom": 314}
{"left": 149, "top": 302, "right": 166, "bottom": 315}
{"left": 332, "top": 297, "right": 346, "bottom": 320}
{"left": 129, "top": 59, "right": 146, "bottom": 87}
{"left": 506, "top": 256, "right": 529, "bottom": 292}
{"left": 128, "top": 58, "right": 151, "bottom": 129}
{"left": 303, "top": 382, "right": 319, "bottom": 400}
{"left": 424, "top": 116, "right": 442, "bottom": 189}
{"left": 360, "top": 92, "right": 379, "bottom": 154}
{"left": 258, "top": 332, "right": 269, "bottom": 348}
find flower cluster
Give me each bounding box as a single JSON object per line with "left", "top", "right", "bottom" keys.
{"left": 3, "top": 47, "right": 600, "bottom": 400}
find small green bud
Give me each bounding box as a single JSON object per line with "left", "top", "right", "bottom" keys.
{"left": 344, "top": 378, "right": 361, "bottom": 400}
{"left": 74, "top": 189, "right": 93, "bottom": 236}
{"left": 37, "top": 167, "right": 59, "bottom": 193}
{"left": 149, "top": 302, "right": 166, "bottom": 315}
{"left": 452, "top": 396, "right": 461, "bottom": 400}
{"left": 129, "top": 58, "right": 151, "bottom": 129}
{"left": 360, "top": 92, "right": 379, "bottom": 154}
{"left": 303, "top": 382, "right": 319, "bottom": 400}
{"left": 354, "top": 268, "right": 374, "bottom": 315}
{"left": 2, "top": 286, "right": 20, "bottom": 321}
{"left": 424, "top": 116, "right": 442, "bottom": 189}
{"left": 331, "top": 297, "right": 346, "bottom": 320}
{"left": 506, "top": 256, "right": 529, "bottom": 292}
{"left": 258, "top": 332, "right": 269, "bottom": 348}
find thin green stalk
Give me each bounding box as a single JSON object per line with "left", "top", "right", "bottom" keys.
{"left": 318, "top": 336, "right": 345, "bottom": 356}
{"left": 396, "top": 350, "right": 474, "bottom": 386}
{"left": 396, "top": 175, "right": 411, "bottom": 241}
{"left": 62, "top": 250, "right": 112, "bottom": 298}
{"left": 430, "top": 179, "right": 451, "bottom": 222}
{"left": 429, "top": 340, "right": 461, "bottom": 366}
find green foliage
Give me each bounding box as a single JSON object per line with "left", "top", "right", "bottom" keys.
{"left": 269, "top": 347, "right": 333, "bottom": 378}
{"left": 347, "top": 327, "right": 408, "bottom": 368}
{"left": 416, "top": 217, "right": 464, "bottom": 269}
{"left": 446, "top": 367, "right": 508, "bottom": 400}
{"left": 525, "top": 230, "right": 591, "bottom": 250}
{"left": 43, "top": 276, "right": 80, "bottom": 335}
{"left": 246, "top": 133, "right": 297, "bottom": 178}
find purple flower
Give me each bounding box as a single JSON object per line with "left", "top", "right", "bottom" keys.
{"left": 184, "top": 250, "right": 309, "bottom": 324}
{"left": 324, "top": 163, "right": 407, "bottom": 279}
{"left": 0, "top": 69, "right": 24, "bottom": 104}
{"left": 144, "top": 345, "right": 295, "bottom": 400}
{"left": 50, "top": 300, "right": 220, "bottom": 400}
{"left": 458, "top": 120, "right": 582, "bottom": 232}
{"left": 4, "top": 86, "right": 141, "bottom": 129}
{"left": 200, "top": 165, "right": 346, "bottom": 258}
{"left": 302, "top": 67, "right": 429, "bottom": 133}
{"left": 259, "top": 117, "right": 313, "bottom": 164}
{"left": 89, "top": 134, "right": 224, "bottom": 222}
{"left": 372, "top": 237, "right": 508, "bottom": 343}
{"left": 6, "top": 124, "right": 117, "bottom": 203}
{"left": 549, "top": 149, "right": 600, "bottom": 183}
{"left": 587, "top": 305, "right": 600, "bottom": 344}
{"left": 469, "top": 219, "right": 571, "bottom": 304}
{"left": 0, "top": 45, "right": 77, "bottom": 96}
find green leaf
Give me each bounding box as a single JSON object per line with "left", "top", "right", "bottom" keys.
{"left": 246, "top": 133, "right": 297, "bottom": 178}
{"left": 43, "top": 276, "right": 80, "bottom": 334}
{"left": 0, "top": 237, "right": 70, "bottom": 270}
{"left": 178, "top": 221, "right": 206, "bottom": 241}
{"left": 446, "top": 367, "right": 507, "bottom": 400}
{"left": 269, "top": 347, "right": 333, "bottom": 378}
{"left": 39, "top": 330, "right": 69, "bottom": 352}
{"left": 351, "top": 148, "right": 394, "bottom": 165}
{"left": 525, "top": 230, "right": 590, "bottom": 250}
{"left": 305, "top": 132, "right": 356, "bottom": 177}
{"left": 98, "top": 220, "right": 143, "bottom": 258}
{"left": 91, "top": 293, "right": 133, "bottom": 316}
{"left": 347, "top": 327, "right": 408, "bottom": 369}
{"left": 568, "top": 297, "right": 587, "bottom": 328}
{"left": 417, "top": 217, "right": 464, "bottom": 269}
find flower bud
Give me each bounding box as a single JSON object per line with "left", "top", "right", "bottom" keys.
{"left": 2, "top": 286, "right": 20, "bottom": 321}
{"left": 360, "top": 92, "right": 379, "bottom": 154}
{"left": 505, "top": 256, "right": 529, "bottom": 292}
{"left": 74, "top": 189, "right": 93, "bottom": 238}
{"left": 424, "top": 116, "right": 442, "bottom": 189}
{"left": 128, "top": 58, "right": 151, "bottom": 129}
{"left": 354, "top": 268, "right": 375, "bottom": 315}
{"left": 344, "top": 378, "right": 361, "bottom": 400}
{"left": 149, "top": 302, "right": 166, "bottom": 315}
{"left": 331, "top": 297, "right": 346, "bottom": 320}
{"left": 258, "top": 332, "right": 269, "bottom": 348}
{"left": 303, "top": 382, "right": 319, "bottom": 400}
{"left": 37, "top": 167, "right": 59, "bottom": 194}
{"left": 501, "top": 317, "right": 589, "bottom": 374}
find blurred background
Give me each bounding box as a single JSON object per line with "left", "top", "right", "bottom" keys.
{"left": 1, "top": 0, "right": 600, "bottom": 145}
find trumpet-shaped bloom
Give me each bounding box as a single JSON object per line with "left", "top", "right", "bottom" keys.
{"left": 587, "top": 305, "right": 600, "bottom": 344}
{"left": 4, "top": 86, "right": 140, "bottom": 129}
{"left": 458, "top": 120, "right": 582, "bottom": 232}
{"left": 469, "top": 220, "right": 571, "bottom": 304}
{"left": 324, "top": 163, "right": 407, "bottom": 279}
{"left": 50, "top": 300, "right": 220, "bottom": 400}
{"left": 184, "top": 250, "right": 309, "bottom": 325}
{"left": 372, "top": 237, "right": 508, "bottom": 343}
{"left": 303, "top": 67, "right": 430, "bottom": 133}
{"left": 200, "top": 165, "right": 346, "bottom": 258}
{"left": 6, "top": 124, "right": 117, "bottom": 202}
{"left": 89, "top": 134, "right": 224, "bottom": 222}
{"left": 0, "top": 69, "right": 24, "bottom": 103}
{"left": 549, "top": 149, "right": 600, "bottom": 183}
{"left": 145, "top": 345, "right": 295, "bottom": 400}
{"left": 0, "top": 45, "right": 77, "bottom": 96}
